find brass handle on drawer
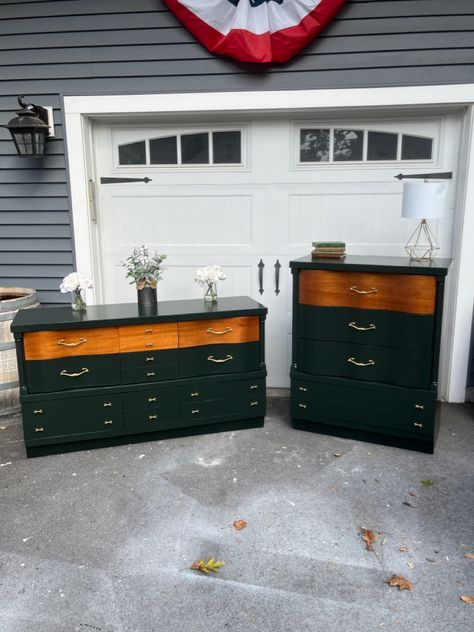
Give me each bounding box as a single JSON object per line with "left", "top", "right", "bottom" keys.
{"left": 347, "top": 357, "right": 375, "bottom": 367}
{"left": 33, "top": 408, "right": 43, "bottom": 414}
{"left": 148, "top": 396, "right": 157, "bottom": 402}
{"left": 349, "top": 286, "right": 378, "bottom": 295}
{"left": 104, "top": 420, "right": 113, "bottom": 425}
{"left": 145, "top": 342, "right": 154, "bottom": 348}
{"left": 145, "top": 356, "right": 155, "bottom": 362}
{"left": 192, "top": 409, "right": 200, "bottom": 415}
{"left": 144, "top": 329, "right": 153, "bottom": 334}
{"left": 299, "top": 403, "right": 307, "bottom": 409}
{"left": 147, "top": 371, "right": 156, "bottom": 377}
{"left": 149, "top": 415, "right": 158, "bottom": 420}
{"left": 191, "top": 392, "right": 199, "bottom": 398}
{"left": 348, "top": 322, "right": 376, "bottom": 331}
{"left": 250, "top": 384, "right": 258, "bottom": 390}
{"left": 207, "top": 326, "right": 232, "bottom": 335}
{"left": 57, "top": 337, "right": 87, "bottom": 347}
{"left": 207, "top": 355, "right": 233, "bottom": 363}
{"left": 35, "top": 426, "right": 44, "bottom": 432}
{"left": 103, "top": 402, "right": 112, "bottom": 408}
{"left": 60, "top": 368, "right": 89, "bottom": 377}
{"left": 413, "top": 422, "right": 423, "bottom": 428}
{"left": 250, "top": 401, "right": 259, "bottom": 406}
{"left": 415, "top": 404, "right": 425, "bottom": 410}
{"left": 298, "top": 386, "right": 307, "bottom": 392}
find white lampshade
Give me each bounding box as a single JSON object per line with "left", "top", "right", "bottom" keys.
{"left": 401, "top": 181, "right": 449, "bottom": 220}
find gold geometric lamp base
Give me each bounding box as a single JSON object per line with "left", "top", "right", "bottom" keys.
{"left": 405, "top": 219, "right": 440, "bottom": 262}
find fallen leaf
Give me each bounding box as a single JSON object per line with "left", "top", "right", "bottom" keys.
{"left": 333, "top": 453, "right": 342, "bottom": 457}
{"left": 191, "top": 558, "right": 225, "bottom": 574}
{"left": 361, "top": 528, "right": 378, "bottom": 551}
{"left": 408, "top": 491, "right": 417, "bottom": 497}
{"left": 400, "top": 547, "right": 408, "bottom": 552}
{"left": 385, "top": 575, "right": 414, "bottom": 591}
{"left": 381, "top": 538, "right": 387, "bottom": 546}
{"left": 403, "top": 500, "right": 416, "bottom": 508}
{"left": 421, "top": 479, "right": 434, "bottom": 487}
{"left": 407, "top": 562, "right": 415, "bottom": 570}
{"left": 464, "top": 553, "right": 474, "bottom": 560}
{"left": 459, "top": 596, "right": 474, "bottom": 603}
{"left": 233, "top": 519, "right": 247, "bottom": 531}
{"left": 426, "top": 558, "right": 437, "bottom": 563}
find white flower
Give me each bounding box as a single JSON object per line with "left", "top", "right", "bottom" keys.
{"left": 194, "top": 265, "right": 226, "bottom": 286}
{"left": 60, "top": 272, "right": 94, "bottom": 293}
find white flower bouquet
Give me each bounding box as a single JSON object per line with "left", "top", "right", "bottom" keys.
{"left": 123, "top": 244, "right": 167, "bottom": 290}
{"left": 60, "top": 272, "right": 93, "bottom": 311}
{"left": 194, "top": 265, "right": 226, "bottom": 302}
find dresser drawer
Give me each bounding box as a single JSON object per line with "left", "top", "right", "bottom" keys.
{"left": 25, "top": 355, "right": 121, "bottom": 393}
{"left": 120, "top": 349, "right": 178, "bottom": 369}
{"left": 123, "top": 403, "right": 180, "bottom": 432}
{"left": 123, "top": 387, "right": 180, "bottom": 410}
{"left": 22, "top": 394, "right": 122, "bottom": 422}
{"left": 179, "top": 342, "right": 260, "bottom": 378}
{"left": 298, "top": 339, "right": 431, "bottom": 388}
{"left": 299, "top": 270, "right": 436, "bottom": 314}
{"left": 298, "top": 305, "right": 434, "bottom": 351}
{"left": 178, "top": 316, "right": 259, "bottom": 348}
{"left": 23, "top": 411, "right": 123, "bottom": 443}
{"left": 23, "top": 327, "right": 119, "bottom": 360}
{"left": 181, "top": 377, "right": 265, "bottom": 402}
{"left": 182, "top": 394, "right": 265, "bottom": 421}
{"left": 118, "top": 322, "right": 178, "bottom": 353}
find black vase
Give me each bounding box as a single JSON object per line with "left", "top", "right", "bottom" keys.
{"left": 137, "top": 286, "right": 157, "bottom": 309}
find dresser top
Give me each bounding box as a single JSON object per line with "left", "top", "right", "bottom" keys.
{"left": 11, "top": 296, "right": 267, "bottom": 333}
{"left": 290, "top": 255, "right": 451, "bottom": 276}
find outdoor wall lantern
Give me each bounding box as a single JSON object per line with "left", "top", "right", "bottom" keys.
{"left": 2, "top": 96, "right": 54, "bottom": 157}
{"left": 395, "top": 172, "right": 452, "bottom": 261}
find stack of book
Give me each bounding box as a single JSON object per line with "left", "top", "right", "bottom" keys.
{"left": 311, "top": 241, "right": 346, "bottom": 259}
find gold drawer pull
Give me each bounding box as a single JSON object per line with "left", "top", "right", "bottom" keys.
{"left": 148, "top": 396, "right": 157, "bottom": 402}
{"left": 33, "top": 408, "right": 43, "bottom": 415}
{"left": 298, "top": 386, "right": 307, "bottom": 392}
{"left": 147, "top": 371, "right": 156, "bottom": 377}
{"left": 207, "top": 355, "right": 233, "bottom": 363}
{"left": 144, "top": 329, "right": 153, "bottom": 334}
{"left": 207, "top": 326, "right": 232, "bottom": 335}
{"left": 347, "top": 357, "right": 375, "bottom": 367}
{"left": 60, "top": 367, "right": 89, "bottom": 377}
{"left": 57, "top": 337, "right": 87, "bottom": 347}
{"left": 348, "top": 322, "right": 376, "bottom": 331}
{"left": 250, "top": 384, "right": 258, "bottom": 390}
{"left": 191, "top": 392, "right": 199, "bottom": 398}
{"left": 413, "top": 422, "right": 423, "bottom": 428}
{"left": 349, "top": 286, "right": 378, "bottom": 295}
{"left": 191, "top": 409, "right": 200, "bottom": 415}
{"left": 35, "top": 426, "right": 44, "bottom": 432}
{"left": 299, "top": 403, "right": 307, "bottom": 409}
{"left": 250, "top": 401, "right": 259, "bottom": 406}
{"left": 145, "top": 356, "right": 155, "bottom": 362}
{"left": 145, "top": 342, "right": 154, "bottom": 348}
{"left": 149, "top": 415, "right": 158, "bottom": 420}
{"left": 103, "top": 402, "right": 112, "bottom": 408}
{"left": 104, "top": 420, "right": 113, "bottom": 425}
{"left": 415, "top": 404, "right": 425, "bottom": 410}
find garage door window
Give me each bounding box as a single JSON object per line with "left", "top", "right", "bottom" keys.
{"left": 299, "top": 128, "right": 433, "bottom": 164}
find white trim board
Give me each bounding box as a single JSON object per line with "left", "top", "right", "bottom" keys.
{"left": 63, "top": 84, "right": 474, "bottom": 403}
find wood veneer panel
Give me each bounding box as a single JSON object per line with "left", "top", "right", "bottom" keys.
{"left": 118, "top": 322, "right": 178, "bottom": 353}
{"left": 299, "top": 270, "right": 436, "bottom": 315}
{"left": 24, "top": 327, "right": 119, "bottom": 360}
{"left": 178, "top": 316, "right": 259, "bottom": 348}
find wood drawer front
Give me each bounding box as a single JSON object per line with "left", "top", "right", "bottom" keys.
{"left": 23, "top": 411, "right": 123, "bottom": 442}
{"left": 123, "top": 403, "right": 180, "bottom": 432}
{"left": 118, "top": 322, "right": 178, "bottom": 353}
{"left": 179, "top": 342, "right": 260, "bottom": 378}
{"left": 299, "top": 270, "right": 436, "bottom": 315}
{"left": 298, "top": 339, "right": 432, "bottom": 389}
{"left": 181, "top": 394, "right": 265, "bottom": 421}
{"left": 178, "top": 316, "right": 259, "bottom": 348}
{"left": 120, "top": 349, "right": 178, "bottom": 369}
{"left": 298, "top": 305, "right": 434, "bottom": 352}
{"left": 22, "top": 394, "right": 122, "bottom": 423}
{"left": 121, "top": 363, "right": 179, "bottom": 384}
{"left": 181, "top": 377, "right": 265, "bottom": 402}
{"left": 123, "top": 387, "right": 180, "bottom": 410}
{"left": 23, "top": 327, "right": 119, "bottom": 360}
{"left": 25, "top": 355, "right": 121, "bottom": 393}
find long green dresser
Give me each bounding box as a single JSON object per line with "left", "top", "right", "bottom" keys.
{"left": 290, "top": 255, "right": 450, "bottom": 453}
{"left": 11, "top": 296, "right": 267, "bottom": 457}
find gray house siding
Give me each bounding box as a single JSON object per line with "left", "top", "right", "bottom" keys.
{"left": 1, "top": 0, "right": 474, "bottom": 303}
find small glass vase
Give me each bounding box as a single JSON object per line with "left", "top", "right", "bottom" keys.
{"left": 204, "top": 281, "right": 218, "bottom": 303}
{"left": 71, "top": 288, "right": 86, "bottom": 311}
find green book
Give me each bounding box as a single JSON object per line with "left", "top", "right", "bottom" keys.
{"left": 312, "top": 241, "right": 346, "bottom": 248}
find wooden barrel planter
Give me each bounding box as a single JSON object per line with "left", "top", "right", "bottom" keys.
{"left": 0, "top": 288, "right": 39, "bottom": 416}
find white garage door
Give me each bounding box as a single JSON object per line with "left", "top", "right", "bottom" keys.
{"left": 92, "top": 112, "right": 461, "bottom": 387}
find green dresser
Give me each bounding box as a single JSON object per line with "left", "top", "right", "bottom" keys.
{"left": 290, "top": 256, "right": 450, "bottom": 453}
{"left": 11, "top": 297, "right": 267, "bottom": 457}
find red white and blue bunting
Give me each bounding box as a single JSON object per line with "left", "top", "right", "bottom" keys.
{"left": 163, "top": 0, "right": 347, "bottom": 64}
